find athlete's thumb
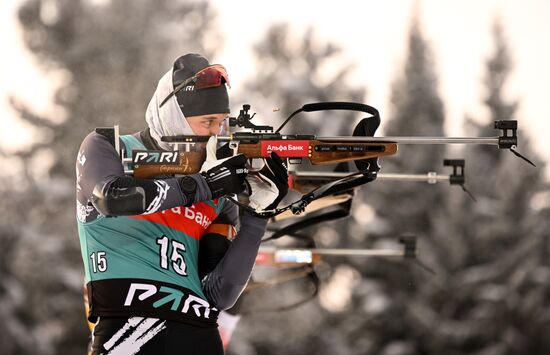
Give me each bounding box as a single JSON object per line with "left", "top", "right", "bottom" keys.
{"left": 205, "top": 135, "right": 218, "bottom": 162}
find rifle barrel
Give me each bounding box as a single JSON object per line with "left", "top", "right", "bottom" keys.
{"left": 317, "top": 136, "right": 499, "bottom": 145}
{"left": 312, "top": 248, "right": 405, "bottom": 256}
{"left": 293, "top": 171, "right": 449, "bottom": 183}
{"left": 378, "top": 173, "right": 448, "bottom": 182}
{"left": 274, "top": 248, "right": 405, "bottom": 257}
{"left": 164, "top": 135, "right": 499, "bottom": 145}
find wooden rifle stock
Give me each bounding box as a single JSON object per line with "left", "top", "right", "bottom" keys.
{"left": 289, "top": 172, "right": 329, "bottom": 194}
{"left": 132, "top": 141, "right": 397, "bottom": 179}
{"left": 133, "top": 151, "right": 205, "bottom": 178}
{"left": 308, "top": 140, "right": 397, "bottom": 164}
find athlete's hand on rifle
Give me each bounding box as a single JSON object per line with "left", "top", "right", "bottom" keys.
{"left": 246, "top": 152, "right": 289, "bottom": 212}
{"left": 201, "top": 136, "right": 248, "bottom": 199}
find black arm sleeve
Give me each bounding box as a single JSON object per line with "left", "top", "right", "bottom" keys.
{"left": 198, "top": 234, "right": 231, "bottom": 280}
{"left": 76, "top": 132, "right": 211, "bottom": 221}
{"left": 201, "top": 208, "right": 267, "bottom": 310}
{"left": 198, "top": 202, "right": 240, "bottom": 280}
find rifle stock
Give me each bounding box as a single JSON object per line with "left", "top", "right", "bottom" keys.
{"left": 309, "top": 141, "right": 397, "bottom": 164}
{"left": 132, "top": 141, "right": 398, "bottom": 179}
{"left": 133, "top": 151, "right": 205, "bottom": 178}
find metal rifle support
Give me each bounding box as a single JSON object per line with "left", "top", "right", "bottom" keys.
{"left": 399, "top": 236, "right": 435, "bottom": 275}
{"left": 95, "top": 125, "right": 138, "bottom": 174}
{"left": 444, "top": 159, "right": 476, "bottom": 201}
{"left": 400, "top": 236, "right": 417, "bottom": 259}
{"left": 444, "top": 159, "right": 465, "bottom": 185}
{"left": 495, "top": 120, "right": 536, "bottom": 167}
{"left": 95, "top": 125, "right": 120, "bottom": 156}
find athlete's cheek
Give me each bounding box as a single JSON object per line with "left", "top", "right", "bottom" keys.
{"left": 188, "top": 123, "right": 210, "bottom": 136}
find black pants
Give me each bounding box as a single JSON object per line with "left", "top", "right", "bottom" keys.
{"left": 90, "top": 317, "right": 223, "bottom": 355}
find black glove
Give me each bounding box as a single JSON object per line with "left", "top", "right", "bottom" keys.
{"left": 246, "top": 152, "right": 289, "bottom": 211}
{"left": 200, "top": 136, "right": 248, "bottom": 199}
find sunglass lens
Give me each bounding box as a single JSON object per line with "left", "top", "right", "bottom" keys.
{"left": 195, "top": 66, "right": 230, "bottom": 89}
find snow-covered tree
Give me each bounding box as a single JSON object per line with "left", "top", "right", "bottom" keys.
{"left": 1, "top": 1, "right": 219, "bottom": 353}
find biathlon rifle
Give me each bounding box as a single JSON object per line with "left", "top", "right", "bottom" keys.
{"left": 96, "top": 102, "right": 534, "bottom": 217}
{"left": 267, "top": 159, "right": 473, "bottom": 223}
{"left": 289, "top": 159, "right": 476, "bottom": 200}
{"left": 255, "top": 236, "right": 417, "bottom": 268}
{"left": 242, "top": 236, "right": 428, "bottom": 312}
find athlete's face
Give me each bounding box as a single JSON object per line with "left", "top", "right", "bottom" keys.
{"left": 186, "top": 113, "right": 228, "bottom": 136}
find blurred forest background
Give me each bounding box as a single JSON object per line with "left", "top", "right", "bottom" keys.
{"left": 1, "top": 0, "right": 549, "bottom": 354}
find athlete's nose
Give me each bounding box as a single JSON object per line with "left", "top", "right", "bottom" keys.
{"left": 209, "top": 126, "right": 222, "bottom": 136}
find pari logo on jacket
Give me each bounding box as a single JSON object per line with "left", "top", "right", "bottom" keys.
{"left": 124, "top": 283, "right": 217, "bottom": 319}
{"left": 131, "top": 202, "right": 220, "bottom": 240}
